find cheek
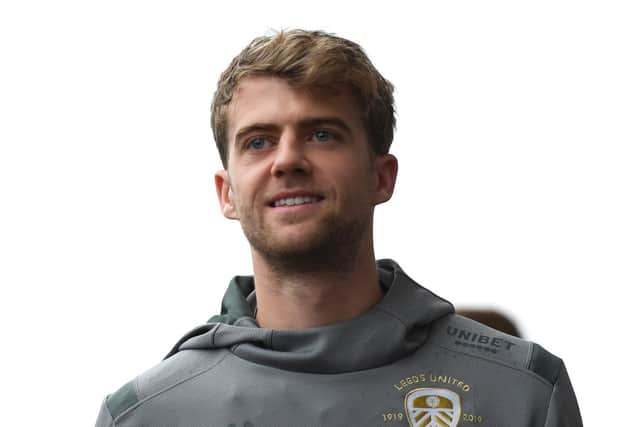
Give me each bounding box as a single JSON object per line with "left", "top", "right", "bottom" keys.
{"left": 229, "top": 170, "right": 264, "bottom": 211}
{"left": 334, "top": 168, "right": 376, "bottom": 205}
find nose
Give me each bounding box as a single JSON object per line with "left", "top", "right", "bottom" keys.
{"left": 270, "top": 130, "right": 311, "bottom": 177}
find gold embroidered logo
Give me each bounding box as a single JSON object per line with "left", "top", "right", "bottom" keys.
{"left": 404, "top": 387, "right": 461, "bottom": 427}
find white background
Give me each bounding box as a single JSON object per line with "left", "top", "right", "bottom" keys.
{"left": 1, "top": 1, "right": 638, "bottom": 425}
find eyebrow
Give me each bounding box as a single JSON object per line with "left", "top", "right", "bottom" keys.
{"left": 234, "top": 124, "right": 280, "bottom": 149}
{"left": 297, "top": 117, "right": 353, "bottom": 135}
{"left": 234, "top": 116, "right": 354, "bottom": 149}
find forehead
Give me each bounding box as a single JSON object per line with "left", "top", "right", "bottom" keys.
{"left": 226, "top": 76, "right": 365, "bottom": 138}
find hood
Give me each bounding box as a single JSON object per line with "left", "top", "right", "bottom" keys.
{"left": 165, "top": 259, "right": 454, "bottom": 374}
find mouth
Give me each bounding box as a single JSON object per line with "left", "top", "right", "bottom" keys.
{"left": 268, "top": 193, "right": 324, "bottom": 208}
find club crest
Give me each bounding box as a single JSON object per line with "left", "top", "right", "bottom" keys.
{"left": 404, "top": 387, "right": 461, "bottom": 427}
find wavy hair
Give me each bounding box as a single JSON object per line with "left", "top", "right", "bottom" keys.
{"left": 211, "top": 29, "right": 395, "bottom": 168}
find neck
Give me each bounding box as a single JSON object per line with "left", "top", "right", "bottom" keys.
{"left": 251, "top": 237, "right": 383, "bottom": 329}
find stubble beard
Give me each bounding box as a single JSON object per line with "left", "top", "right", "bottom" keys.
{"left": 239, "top": 206, "right": 372, "bottom": 275}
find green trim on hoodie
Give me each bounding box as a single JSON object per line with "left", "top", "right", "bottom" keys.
{"left": 528, "top": 343, "right": 563, "bottom": 385}
{"left": 106, "top": 380, "right": 138, "bottom": 420}
{"left": 207, "top": 276, "right": 255, "bottom": 325}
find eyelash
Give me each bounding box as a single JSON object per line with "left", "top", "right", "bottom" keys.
{"left": 244, "top": 130, "right": 339, "bottom": 151}
{"left": 310, "top": 130, "right": 337, "bottom": 142}
{"left": 246, "top": 137, "right": 272, "bottom": 151}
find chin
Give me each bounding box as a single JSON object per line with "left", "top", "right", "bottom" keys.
{"left": 242, "top": 210, "right": 371, "bottom": 267}
{"left": 259, "top": 232, "right": 332, "bottom": 259}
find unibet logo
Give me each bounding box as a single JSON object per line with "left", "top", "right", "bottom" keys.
{"left": 404, "top": 387, "right": 461, "bottom": 427}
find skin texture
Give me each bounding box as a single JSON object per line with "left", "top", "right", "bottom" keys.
{"left": 215, "top": 76, "right": 398, "bottom": 329}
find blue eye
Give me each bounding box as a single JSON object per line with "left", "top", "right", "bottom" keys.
{"left": 248, "top": 137, "right": 269, "bottom": 150}
{"left": 312, "top": 131, "right": 335, "bottom": 142}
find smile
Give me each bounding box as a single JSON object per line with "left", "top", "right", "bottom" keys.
{"left": 272, "top": 196, "right": 321, "bottom": 207}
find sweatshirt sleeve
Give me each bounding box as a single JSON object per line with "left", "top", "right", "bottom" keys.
{"left": 543, "top": 362, "right": 583, "bottom": 427}
{"left": 94, "top": 399, "right": 115, "bottom": 427}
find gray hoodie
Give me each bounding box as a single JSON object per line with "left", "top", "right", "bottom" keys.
{"left": 95, "top": 259, "right": 582, "bottom": 427}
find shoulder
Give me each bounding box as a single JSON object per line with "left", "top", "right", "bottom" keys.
{"left": 428, "top": 312, "right": 565, "bottom": 386}
{"left": 102, "top": 349, "right": 229, "bottom": 422}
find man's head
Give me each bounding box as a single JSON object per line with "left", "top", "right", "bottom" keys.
{"left": 212, "top": 30, "right": 398, "bottom": 271}
{"left": 211, "top": 29, "right": 395, "bottom": 169}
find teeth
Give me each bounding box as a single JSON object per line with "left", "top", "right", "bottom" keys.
{"left": 274, "top": 196, "right": 320, "bottom": 207}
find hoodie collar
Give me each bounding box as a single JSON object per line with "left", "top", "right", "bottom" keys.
{"left": 166, "top": 259, "right": 454, "bottom": 374}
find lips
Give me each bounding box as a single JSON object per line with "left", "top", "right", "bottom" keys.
{"left": 273, "top": 196, "right": 321, "bottom": 207}
{"left": 268, "top": 191, "right": 324, "bottom": 208}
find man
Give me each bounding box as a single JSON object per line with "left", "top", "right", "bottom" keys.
{"left": 95, "top": 29, "right": 582, "bottom": 426}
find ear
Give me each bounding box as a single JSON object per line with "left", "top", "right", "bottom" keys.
{"left": 214, "top": 169, "right": 239, "bottom": 220}
{"left": 373, "top": 154, "right": 398, "bottom": 205}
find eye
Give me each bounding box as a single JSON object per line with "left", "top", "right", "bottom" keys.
{"left": 311, "top": 130, "right": 336, "bottom": 143}
{"left": 247, "top": 137, "right": 271, "bottom": 150}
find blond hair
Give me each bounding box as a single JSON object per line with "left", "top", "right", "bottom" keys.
{"left": 211, "top": 29, "right": 395, "bottom": 168}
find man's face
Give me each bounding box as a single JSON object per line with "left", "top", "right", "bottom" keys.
{"left": 215, "top": 76, "right": 396, "bottom": 265}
